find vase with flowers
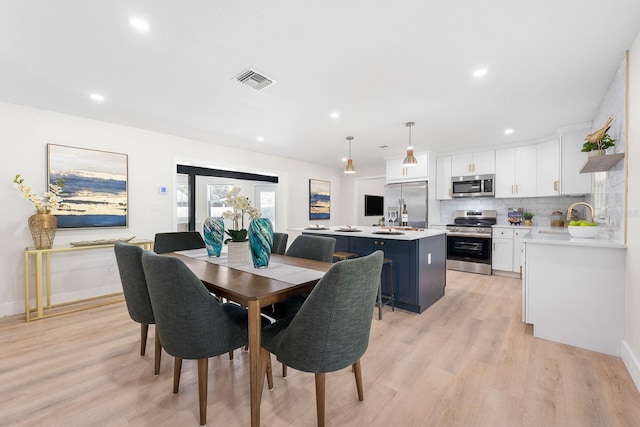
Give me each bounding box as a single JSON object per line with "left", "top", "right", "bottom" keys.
{"left": 222, "top": 187, "right": 261, "bottom": 263}
{"left": 13, "top": 174, "right": 64, "bottom": 249}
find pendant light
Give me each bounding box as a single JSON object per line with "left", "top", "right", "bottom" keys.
{"left": 344, "top": 136, "right": 356, "bottom": 174}
{"left": 402, "top": 121, "right": 418, "bottom": 167}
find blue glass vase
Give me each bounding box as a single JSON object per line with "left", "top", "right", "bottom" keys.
{"left": 248, "top": 218, "right": 273, "bottom": 268}
{"left": 203, "top": 217, "right": 224, "bottom": 257}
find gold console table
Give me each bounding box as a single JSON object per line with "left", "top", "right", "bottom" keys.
{"left": 24, "top": 239, "right": 153, "bottom": 322}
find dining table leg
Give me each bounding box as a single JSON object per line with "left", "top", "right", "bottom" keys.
{"left": 248, "top": 299, "right": 263, "bottom": 427}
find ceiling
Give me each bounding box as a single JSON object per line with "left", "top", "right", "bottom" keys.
{"left": 2, "top": 1, "right": 640, "bottom": 171}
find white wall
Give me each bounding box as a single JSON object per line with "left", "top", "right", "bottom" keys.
{"left": 0, "top": 102, "right": 350, "bottom": 317}
{"left": 623, "top": 34, "right": 640, "bottom": 391}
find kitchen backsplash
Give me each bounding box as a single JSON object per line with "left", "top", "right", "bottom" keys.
{"left": 440, "top": 196, "right": 586, "bottom": 227}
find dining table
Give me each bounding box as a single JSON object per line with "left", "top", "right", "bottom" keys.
{"left": 166, "top": 249, "right": 332, "bottom": 427}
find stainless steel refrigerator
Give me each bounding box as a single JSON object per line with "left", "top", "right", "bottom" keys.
{"left": 384, "top": 181, "right": 428, "bottom": 228}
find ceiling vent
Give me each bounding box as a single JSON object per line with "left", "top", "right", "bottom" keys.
{"left": 234, "top": 68, "right": 275, "bottom": 91}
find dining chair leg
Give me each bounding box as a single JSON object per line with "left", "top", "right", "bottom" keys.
{"left": 315, "top": 372, "right": 326, "bottom": 427}
{"left": 282, "top": 363, "right": 287, "bottom": 378}
{"left": 173, "top": 358, "right": 183, "bottom": 393}
{"left": 198, "top": 358, "right": 209, "bottom": 426}
{"left": 140, "top": 323, "right": 149, "bottom": 356}
{"left": 353, "top": 359, "right": 364, "bottom": 401}
{"left": 154, "top": 329, "right": 162, "bottom": 375}
{"left": 229, "top": 350, "right": 234, "bottom": 360}
{"left": 263, "top": 349, "right": 273, "bottom": 390}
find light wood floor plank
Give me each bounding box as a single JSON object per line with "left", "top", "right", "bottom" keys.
{"left": 1, "top": 270, "right": 640, "bottom": 426}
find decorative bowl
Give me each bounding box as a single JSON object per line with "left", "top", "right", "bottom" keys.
{"left": 568, "top": 225, "right": 600, "bottom": 238}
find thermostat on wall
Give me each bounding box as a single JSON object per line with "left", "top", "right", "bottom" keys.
{"left": 158, "top": 186, "right": 168, "bottom": 195}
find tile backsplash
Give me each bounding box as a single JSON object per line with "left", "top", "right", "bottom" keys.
{"left": 439, "top": 196, "right": 586, "bottom": 226}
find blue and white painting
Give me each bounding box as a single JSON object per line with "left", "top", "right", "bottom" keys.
{"left": 48, "top": 144, "right": 128, "bottom": 228}
{"left": 309, "top": 179, "right": 330, "bottom": 220}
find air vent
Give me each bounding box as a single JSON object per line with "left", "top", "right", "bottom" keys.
{"left": 234, "top": 68, "right": 275, "bottom": 91}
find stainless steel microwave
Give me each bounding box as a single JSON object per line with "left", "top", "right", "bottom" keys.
{"left": 451, "top": 174, "right": 495, "bottom": 198}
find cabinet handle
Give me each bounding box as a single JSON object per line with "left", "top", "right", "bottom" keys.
{"left": 515, "top": 184, "right": 519, "bottom": 194}
{"left": 493, "top": 242, "right": 495, "bottom": 251}
{"left": 554, "top": 180, "right": 559, "bottom": 191}
{"left": 448, "top": 188, "right": 452, "bottom": 196}
{"left": 511, "top": 184, "right": 514, "bottom": 194}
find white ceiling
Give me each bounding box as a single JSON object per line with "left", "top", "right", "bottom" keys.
{"left": 2, "top": 1, "right": 640, "bottom": 171}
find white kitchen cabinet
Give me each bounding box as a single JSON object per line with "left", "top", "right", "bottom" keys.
{"left": 523, "top": 238, "right": 625, "bottom": 355}
{"left": 561, "top": 127, "right": 592, "bottom": 195}
{"left": 386, "top": 153, "right": 429, "bottom": 183}
{"left": 536, "top": 139, "right": 560, "bottom": 196}
{"left": 512, "top": 228, "right": 529, "bottom": 274}
{"left": 451, "top": 150, "right": 495, "bottom": 176}
{"left": 436, "top": 156, "right": 452, "bottom": 200}
{"left": 495, "top": 145, "right": 537, "bottom": 198}
{"left": 492, "top": 227, "right": 514, "bottom": 272}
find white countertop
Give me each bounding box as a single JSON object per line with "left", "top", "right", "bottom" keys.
{"left": 291, "top": 226, "right": 445, "bottom": 241}
{"left": 522, "top": 225, "right": 626, "bottom": 249}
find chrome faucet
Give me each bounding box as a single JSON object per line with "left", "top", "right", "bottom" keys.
{"left": 567, "top": 202, "right": 595, "bottom": 223}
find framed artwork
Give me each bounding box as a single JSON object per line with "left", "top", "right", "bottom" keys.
{"left": 309, "top": 179, "right": 330, "bottom": 220}
{"left": 47, "top": 144, "right": 128, "bottom": 228}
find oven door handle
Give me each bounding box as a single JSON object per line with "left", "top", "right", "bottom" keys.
{"left": 446, "top": 232, "right": 492, "bottom": 238}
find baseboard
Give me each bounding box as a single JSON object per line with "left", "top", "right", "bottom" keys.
{"left": 621, "top": 339, "right": 640, "bottom": 393}
{"left": 0, "top": 284, "right": 123, "bottom": 318}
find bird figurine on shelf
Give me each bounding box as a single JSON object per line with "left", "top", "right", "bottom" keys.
{"left": 585, "top": 117, "right": 613, "bottom": 143}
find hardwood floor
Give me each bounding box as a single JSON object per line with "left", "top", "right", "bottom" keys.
{"left": 2, "top": 270, "right": 640, "bottom": 426}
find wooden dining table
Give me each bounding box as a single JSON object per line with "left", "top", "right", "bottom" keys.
{"left": 167, "top": 252, "right": 332, "bottom": 427}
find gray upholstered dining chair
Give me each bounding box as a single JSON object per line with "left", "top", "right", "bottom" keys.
{"left": 141, "top": 251, "right": 253, "bottom": 426}
{"left": 114, "top": 241, "right": 162, "bottom": 375}
{"left": 265, "top": 234, "right": 336, "bottom": 321}
{"left": 261, "top": 250, "right": 384, "bottom": 427}
{"left": 153, "top": 231, "right": 205, "bottom": 254}
{"left": 285, "top": 234, "right": 335, "bottom": 262}
{"left": 271, "top": 232, "right": 288, "bottom": 255}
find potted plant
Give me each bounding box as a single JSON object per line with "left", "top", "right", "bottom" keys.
{"left": 581, "top": 133, "right": 616, "bottom": 155}
{"left": 582, "top": 117, "right": 616, "bottom": 155}
{"left": 221, "top": 187, "right": 261, "bottom": 262}
{"left": 523, "top": 211, "right": 534, "bottom": 226}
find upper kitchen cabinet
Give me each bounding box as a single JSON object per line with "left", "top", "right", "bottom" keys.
{"left": 386, "top": 153, "right": 429, "bottom": 183}
{"left": 561, "top": 127, "right": 592, "bottom": 195}
{"left": 436, "top": 156, "right": 452, "bottom": 200}
{"left": 495, "top": 145, "right": 537, "bottom": 198}
{"left": 536, "top": 139, "right": 560, "bottom": 197}
{"left": 451, "top": 150, "right": 495, "bottom": 176}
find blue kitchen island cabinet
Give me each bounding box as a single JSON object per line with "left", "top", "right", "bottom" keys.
{"left": 301, "top": 228, "right": 446, "bottom": 313}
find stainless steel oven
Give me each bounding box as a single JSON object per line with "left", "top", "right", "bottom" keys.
{"left": 446, "top": 210, "right": 496, "bottom": 275}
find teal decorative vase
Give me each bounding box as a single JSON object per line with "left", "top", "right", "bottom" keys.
{"left": 203, "top": 217, "right": 224, "bottom": 257}
{"left": 248, "top": 218, "right": 273, "bottom": 268}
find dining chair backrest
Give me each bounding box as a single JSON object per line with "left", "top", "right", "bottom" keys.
{"left": 114, "top": 241, "right": 155, "bottom": 325}
{"left": 270, "top": 250, "right": 383, "bottom": 372}
{"left": 285, "top": 235, "right": 336, "bottom": 263}
{"left": 141, "top": 251, "right": 248, "bottom": 359}
{"left": 271, "top": 232, "right": 288, "bottom": 255}
{"left": 153, "top": 231, "right": 205, "bottom": 254}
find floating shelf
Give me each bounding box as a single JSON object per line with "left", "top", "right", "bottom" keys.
{"left": 579, "top": 153, "right": 625, "bottom": 173}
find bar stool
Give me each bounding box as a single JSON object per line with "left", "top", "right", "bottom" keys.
{"left": 333, "top": 251, "right": 358, "bottom": 263}
{"left": 376, "top": 258, "right": 395, "bottom": 320}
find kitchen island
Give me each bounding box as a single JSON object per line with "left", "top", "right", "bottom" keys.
{"left": 522, "top": 228, "right": 626, "bottom": 355}
{"left": 297, "top": 226, "right": 447, "bottom": 314}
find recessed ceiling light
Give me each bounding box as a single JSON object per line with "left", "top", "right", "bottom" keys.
{"left": 90, "top": 93, "right": 105, "bottom": 102}
{"left": 256, "top": 136, "right": 265, "bottom": 142}
{"left": 330, "top": 112, "right": 340, "bottom": 119}
{"left": 473, "top": 68, "right": 488, "bottom": 78}
{"left": 129, "top": 17, "right": 149, "bottom": 32}
{"left": 504, "top": 129, "right": 514, "bottom": 135}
